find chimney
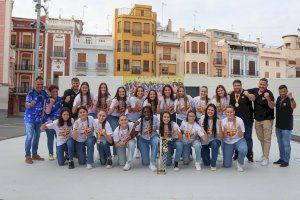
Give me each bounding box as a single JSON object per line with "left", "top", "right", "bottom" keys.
{"left": 167, "top": 19, "right": 172, "bottom": 32}
{"left": 256, "top": 37, "right": 260, "bottom": 43}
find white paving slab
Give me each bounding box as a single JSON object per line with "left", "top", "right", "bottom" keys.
{"left": 0, "top": 133, "right": 300, "bottom": 200}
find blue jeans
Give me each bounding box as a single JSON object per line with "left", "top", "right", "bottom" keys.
{"left": 275, "top": 128, "right": 292, "bottom": 163}
{"left": 25, "top": 123, "right": 41, "bottom": 157}
{"left": 107, "top": 115, "right": 119, "bottom": 131}
{"left": 97, "top": 140, "right": 112, "bottom": 165}
{"left": 56, "top": 137, "right": 75, "bottom": 166}
{"left": 201, "top": 139, "right": 221, "bottom": 167}
{"left": 139, "top": 134, "right": 159, "bottom": 166}
{"left": 223, "top": 138, "right": 248, "bottom": 167}
{"left": 183, "top": 140, "right": 202, "bottom": 163}
{"left": 76, "top": 136, "right": 96, "bottom": 165}
{"left": 244, "top": 122, "right": 253, "bottom": 158}
{"left": 46, "top": 129, "right": 56, "bottom": 155}
{"left": 166, "top": 139, "right": 184, "bottom": 166}
{"left": 116, "top": 139, "right": 136, "bottom": 166}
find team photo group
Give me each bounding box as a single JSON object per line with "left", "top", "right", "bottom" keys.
{"left": 23, "top": 76, "right": 296, "bottom": 173}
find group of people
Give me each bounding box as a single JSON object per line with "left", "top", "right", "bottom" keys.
{"left": 24, "top": 76, "right": 297, "bottom": 172}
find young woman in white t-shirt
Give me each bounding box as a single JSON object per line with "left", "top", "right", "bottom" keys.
{"left": 72, "top": 106, "right": 96, "bottom": 169}
{"left": 113, "top": 115, "right": 138, "bottom": 171}
{"left": 211, "top": 85, "right": 230, "bottom": 120}
{"left": 180, "top": 110, "right": 208, "bottom": 171}
{"left": 72, "top": 82, "right": 95, "bottom": 118}
{"left": 159, "top": 111, "right": 183, "bottom": 170}
{"left": 175, "top": 86, "right": 193, "bottom": 127}
{"left": 41, "top": 107, "right": 75, "bottom": 169}
{"left": 157, "top": 85, "right": 176, "bottom": 122}
{"left": 221, "top": 105, "right": 248, "bottom": 172}
{"left": 127, "top": 86, "right": 145, "bottom": 122}
{"left": 143, "top": 89, "right": 159, "bottom": 115}
{"left": 199, "top": 104, "right": 222, "bottom": 171}
{"left": 192, "top": 86, "right": 210, "bottom": 119}
{"left": 93, "top": 82, "right": 111, "bottom": 114}
{"left": 93, "top": 111, "right": 113, "bottom": 169}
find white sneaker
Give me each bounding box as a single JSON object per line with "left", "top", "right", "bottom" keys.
{"left": 257, "top": 156, "right": 265, "bottom": 162}
{"left": 236, "top": 162, "right": 244, "bottom": 172}
{"left": 135, "top": 150, "right": 141, "bottom": 159}
{"left": 210, "top": 166, "right": 217, "bottom": 171}
{"left": 149, "top": 163, "right": 157, "bottom": 172}
{"left": 123, "top": 162, "right": 131, "bottom": 171}
{"left": 195, "top": 162, "right": 201, "bottom": 171}
{"left": 48, "top": 154, "right": 54, "bottom": 161}
{"left": 86, "top": 164, "right": 93, "bottom": 169}
{"left": 261, "top": 158, "right": 269, "bottom": 166}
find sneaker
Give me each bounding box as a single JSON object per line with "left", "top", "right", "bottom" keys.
{"left": 195, "top": 162, "right": 201, "bottom": 171}
{"left": 86, "top": 164, "right": 93, "bottom": 169}
{"left": 261, "top": 158, "right": 269, "bottom": 166}
{"left": 106, "top": 158, "right": 113, "bottom": 169}
{"left": 273, "top": 159, "right": 284, "bottom": 165}
{"left": 49, "top": 154, "right": 54, "bottom": 161}
{"left": 173, "top": 161, "right": 179, "bottom": 171}
{"left": 257, "top": 156, "right": 265, "bottom": 162}
{"left": 32, "top": 154, "right": 45, "bottom": 161}
{"left": 279, "top": 162, "right": 289, "bottom": 167}
{"left": 210, "top": 166, "right": 217, "bottom": 171}
{"left": 135, "top": 150, "right": 141, "bottom": 159}
{"left": 149, "top": 163, "right": 157, "bottom": 172}
{"left": 123, "top": 162, "right": 131, "bottom": 171}
{"left": 236, "top": 162, "right": 244, "bottom": 172}
{"left": 68, "top": 161, "right": 75, "bottom": 169}
{"left": 247, "top": 155, "right": 254, "bottom": 163}
{"left": 25, "top": 156, "right": 33, "bottom": 164}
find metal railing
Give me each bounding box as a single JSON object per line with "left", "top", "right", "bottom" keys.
{"left": 17, "top": 43, "right": 35, "bottom": 49}
{"left": 132, "top": 67, "right": 141, "bottom": 74}
{"left": 75, "top": 62, "right": 88, "bottom": 71}
{"left": 159, "top": 54, "right": 176, "bottom": 61}
{"left": 15, "top": 64, "right": 35, "bottom": 71}
{"left": 213, "top": 58, "right": 227, "bottom": 66}
{"left": 51, "top": 51, "right": 66, "bottom": 57}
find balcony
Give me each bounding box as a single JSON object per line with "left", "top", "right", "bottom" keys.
{"left": 96, "top": 63, "right": 108, "bottom": 72}
{"left": 75, "top": 62, "right": 88, "bottom": 71}
{"left": 51, "top": 51, "right": 66, "bottom": 58}
{"left": 15, "top": 64, "right": 35, "bottom": 72}
{"left": 213, "top": 58, "right": 227, "bottom": 66}
{"left": 132, "top": 30, "right": 142, "bottom": 36}
{"left": 231, "top": 69, "right": 244, "bottom": 76}
{"left": 17, "top": 43, "right": 35, "bottom": 49}
{"left": 159, "top": 54, "right": 176, "bottom": 61}
{"left": 11, "top": 41, "right": 16, "bottom": 46}
{"left": 132, "top": 67, "right": 141, "bottom": 74}
{"left": 10, "top": 87, "right": 33, "bottom": 94}
{"left": 132, "top": 48, "right": 141, "bottom": 55}
{"left": 246, "top": 70, "right": 259, "bottom": 77}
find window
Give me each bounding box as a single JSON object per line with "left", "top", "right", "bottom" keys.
{"left": 199, "top": 42, "right": 205, "bottom": 54}
{"left": 133, "top": 22, "right": 142, "bottom": 36}
{"left": 124, "top": 21, "right": 130, "bottom": 33}
{"left": 265, "top": 60, "right": 269, "bottom": 66}
{"left": 276, "top": 73, "right": 281, "bottom": 78}
{"left": 98, "top": 54, "right": 106, "bottom": 67}
{"left": 233, "top": 59, "right": 240, "bottom": 75}
{"left": 265, "top": 72, "right": 269, "bottom": 78}
{"left": 117, "top": 40, "right": 121, "bottom": 52}
{"left": 53, "top": 40, "right": 64, "bottom": 57}
{"left": 11, "top": 34, "right": 16, "bottom": 45}
{"left": 86, "top": 37, "right": 92, "bottom": 44}
{"left": 20, "top": 81, "right": 29, "bottom": 93}
{"left": 248, "top": 61, "right": 256, "bottom": 76}
{"left": 186, "top": 62, "right": 190, "bottom": 74}
{"left": 161, "top": 65, "right": 169, "bottom": 75}
{"left": 117, "top": 21, "right": 122, "bottom": 33}
{"left": 144, "top": 23, "right": 150, "bottom": 34}
{"left": 152, "top": 42, "right": 154, "bottom": 54}
{"left": 186, "top": 41, "right": 190, "bottom": 53}
{"left": 141, "top": 9, "right": 144, "bottom": 16}
{"left": 123, "top": 59, "right": 130, "bottom": 71}
{"left": 152, "top": 61, "right": 154, "bottom": 73}
{"left": 296, "top": 71, "right": 300, "bottom": 77}
{"left": 191, "top": 41, "right": 198, "bottom": 53}
{"left": 285, "top": 43, "right": 291, "bottom": 49}
{"left": 39, "top": 34, "right": 43, "bottom": 46}
{"left": 216, "top": 52, "right": 222, "bottom": 64}
{"left": 132, "top": 41, "right": 141, "bottom": 55}
{"left": 23, "top": 35, "right": 31, "bottom": 48}
{"left": 199, "top": 62, "right": 205, "bottom": 74}
{"left": 77, "top": 53, "right": 86, "bottom": 67}
{"left": 124, "top": 40, "right": 130, "bottom": 52}
{"left": 143, "top": 60, "right": 149, "bottom": 72}
{"left": 217, "top": 69, "right": 222, "bottom": 77}
{"left": 152, "top": 24, "right": 155, "bottom": 35}
{"left": 117, "top": 59, "right": 121, "bottom": 71}
{"left": 163, "top": 47, "right": 171, "bottom": 60}
{"left": 191, "top": 62, "right": 198, "bottom": 74}
{"left": 132, "top": 60, "right": 141, "bottom": 74}
{"left": 276, "top": 61, "right": 280, "bottom": 67}
{"left": 143, "top": 42, "right": 149, "bottom": 53}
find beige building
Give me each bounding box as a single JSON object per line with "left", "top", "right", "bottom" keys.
{"left": 156, "top": 20, "right": 182, "bottom": 76}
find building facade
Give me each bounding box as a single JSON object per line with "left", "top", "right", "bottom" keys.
{"left": 179, "top": 28, "right": 210, "bottom": 77}
{"left": 8, "top": 17, "right": 45, "bottom": 115}
{"left": 156, "top": 20, "right": 182, "bottom": 76}
{"left": 43, "top": 16, "right": 83, "bottom": 86}
{"left": 114, "top": 4, "right": 157, "bottom": 76}
{"left": 228, "top": 40, "right": 260, "bottom": 78}
{"left": 72, "top": 34, "right": 114, "bottom": 76}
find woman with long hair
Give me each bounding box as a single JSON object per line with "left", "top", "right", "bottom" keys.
{"left": 157, "top": 85, "right": 176, "bottom": 122}
{"left": 192, "top": 86, "right": 210, "bottom": 119}
{"left": 72, "top": 82, "right": 95, "bottom": 118}
{"left": 211, "top": 85, "right": 230, "bottom": 120}
{"left": 143, "top": 89, "right": 159, "bottom": 115}
{"left": 175, "top": 86, "right": 193, "bottom": 126}
{"left": 199, "top": 104, "right": 222, "bottom": 171}
{"left": 93, "top": 82, "right": 111, "bottom": 114}
{"left": 127, "top": 86, "right": 145, "bottom": 122}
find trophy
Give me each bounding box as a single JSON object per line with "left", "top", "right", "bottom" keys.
{"left": 157, "top": 133, "right": 171, "bottom": 175}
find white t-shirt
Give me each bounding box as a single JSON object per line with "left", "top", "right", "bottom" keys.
{"left": 93, "top": 95, "right": 111, "bottom": 114}
{"left": 72, "top": 116, "right": 94, "bottom": 142}
{"left": 135, "top": 115, "right": 160, "bottom": 140}
{"left": 192, "top": 96, "right": 208, "bottom": 119}
{"left": 127, "top": 96, "right": 144, "bottom": 122}
{"left": 109, "top": 98, "right": 127, "bottom": 117}
{"left": 93, "top": 119, "right": 113, "bottom": 142}
{"left": 221, "top": 117, "right": 245, "bottom": 144}
{"left": 159, "top": 96, "right": 175, "bottom": 114}
{"left": 211, "top": 95, "right": 230, "bottom": 120}
{"left": 46, "top": 119, "right": 74, "bottom": 146}
{"left": 175, "top": 95, "right": 193, "bottom": 120}
{"left": 113, "top": 122, "right": 135, "bottom": 142}
{"left": 73, "top": 93, "right": 95, "bottom": 114}
{"left": 180, "top": 120, "right": 204, "bottom": 144}
{"left": 158, "top": 121, "right": 180, "bottom": 139}
{"left": 199, "top": 115, "right": 219, "bottom": 145}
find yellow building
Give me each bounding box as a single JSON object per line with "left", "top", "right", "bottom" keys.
{"left": 114, "top": 4, "right": 157, "bottom": 76}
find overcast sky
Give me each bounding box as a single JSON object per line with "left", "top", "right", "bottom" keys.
{"left": 12, "top": 0, "right": 300, "bottom": 46}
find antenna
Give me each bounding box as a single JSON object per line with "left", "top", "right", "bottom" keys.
{"left": 59, "top": 8, "right": 62, "bottom": 18}
{"left": 193, "top": 10, "right": 198, "bottom": 30}
{"left": 162, "top": 2, "right": 166, "bottom": 26}
{"left": 107, "top": 14, "right": 111, "bottom": 34}
{"left": 82, "top": 5, "right": 88, "bottom": 22}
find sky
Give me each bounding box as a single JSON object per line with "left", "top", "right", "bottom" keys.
{"left": 12, "top": 0, "right": 300, "bottom": 46}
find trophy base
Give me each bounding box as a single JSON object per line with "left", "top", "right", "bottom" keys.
{"left": 157, "top": 170, "right": 166, "bottom": 175}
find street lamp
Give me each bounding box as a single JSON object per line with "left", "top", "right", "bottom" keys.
{"left": 33, "top": 0, "right": 48, "bottom": 79}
